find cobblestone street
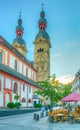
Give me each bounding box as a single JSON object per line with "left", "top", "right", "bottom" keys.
{"left": 0, "top": 112, "right": 80, "bottom": 130}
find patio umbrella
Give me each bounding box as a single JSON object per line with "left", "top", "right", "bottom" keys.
{"left": 61, "top": 92, "right": 80, "bottom": 102}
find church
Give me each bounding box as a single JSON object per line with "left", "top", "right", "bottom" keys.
{"left": 0, "top": 7, "right": 51, "bottom": 108}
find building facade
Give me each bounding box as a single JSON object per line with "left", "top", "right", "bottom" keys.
{"left": 0, "top": 14, "right": 40, "bottom": 108}
{"left": 34, "top": 7, "right": 51, "bottom": 81}
{"left": 72, "top": 69, "right": 80, "bottom": 93}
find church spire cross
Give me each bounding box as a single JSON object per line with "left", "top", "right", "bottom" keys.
{"left": 16, "top": 11, "right": 24, "bottom": 37}
{"left": 19, "top": 10, "right": 21, "bottom": 19}
{"left": 38, "top": 4, "right": 47, "bottom": 30}
{"left": 41, "top": 3, "right": 44, "bottom": 10}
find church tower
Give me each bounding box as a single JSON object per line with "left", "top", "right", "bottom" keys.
{"left": 34, "top": 6, "right": 51, "bottom": 81}
{"left": 13, "top": 12, "right": 27, "bottom": 57}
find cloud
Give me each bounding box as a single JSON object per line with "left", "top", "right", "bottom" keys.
{"left": 57, "top": 74, "right": 75, "bottom": 84}
{"left": 51, "top": 53, "right": 62, "bottom": 59}
{"left": 65, "top": 42, "right": 76, "bottom": 48}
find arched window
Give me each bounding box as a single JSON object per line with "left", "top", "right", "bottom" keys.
{"left": 22, "top": 98, "right": 26, "bottom": 103}
{"left": 28, "top": 99, "right": 31, "bottom": 103}
{"left": 14, "top": 59, "right": 17, "bottom": 70}
{"left": 13, "top": 82, "right": 18, "bottom": 93}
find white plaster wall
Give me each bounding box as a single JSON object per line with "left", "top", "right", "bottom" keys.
{"left": 21, "top": 84, "right": 27, "bottom": 107}
{"left": 28, "top": 68, "right": 31, "bottom": 79}
{"left": 6, "top": 93, "right": 10, "bottom": 106}
{"left": 23, "top": 64, "right": 26, "bottom": 76}
{"left": 0, "top": 75, "right": 4, "bottom": 106}
{"left": 6, "top": 78, "right": 11, "bottom": 89}
{"left": 28, "top": 103, "right": 33, "bottom": 107}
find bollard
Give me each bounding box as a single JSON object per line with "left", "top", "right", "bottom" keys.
{"left": 36, "top": 114, "right": 39, "bottom": 121}
{"left": 40, "top": 112, "right": 43, "bottom": 118}
{"left": 44, "top": 111, "right": 47, "bottom": 117}
{"left": 34, "top": 113, "right": 37, "bottom": 120}
{"left": 49, "top": 115, "right": 54, "bottom": 123}
{"left": 69, "top": 115, "right": 74, "bottom": 124}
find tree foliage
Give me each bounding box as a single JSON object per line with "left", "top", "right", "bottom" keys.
{"left": 36, "top": 74, "right": 62, "bottom": 108}
{"left": 36, "top": 74, "right": 72, "bottom": 110}
{"left": 60, "top": 83, "right": 72, "bottom": 98}
{"left": 14, "top": 93, "right": 20, "bottom": 102}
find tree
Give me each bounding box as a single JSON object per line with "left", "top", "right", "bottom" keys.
{"left": 14, "top": 93, "right": 20, "bottom": 102}
{"left": 36, "top": 74, "right": 62, "bottom": 111}
{"left": 60, "top": 83, "right": 72, "bottom": 98}
{"left": 14, "top": 93, "right": 21, "bottom": 109}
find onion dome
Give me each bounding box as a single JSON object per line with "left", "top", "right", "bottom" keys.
{"left": 38, "top": 5, "right": 47, "bottom": 30}
{"left": 13, "top": 36, "right": 26, "bottom": 45}
{"left": 13, "top": 11, "right": 26, "bottom": 45}
{"left": 16, "top": 11, "right": 24, "bottom": 37}
{"left": 35, "top": 5, "right": 50, "bottom": 40}
{"left": 36, "top": 30, "right": 49, "bottom": 40}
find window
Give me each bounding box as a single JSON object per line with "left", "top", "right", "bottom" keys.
{"left": 26, "top": 68, "right": 28, "bottom": 77}
{"left": 28, "top": 99, "right": 31, "bottom": 103}
{"left": 32, "top": 73, "right": 34, "bottom": 80}
{"left": 0, "top": 52, "right": 2, "bottom": 63}
{"left": 37, "top": 48, "right": 44, "bottom": 52}
{"left": 23, "top": 84, "right": 25, "bottom": 92}
{"left": 39, "top": 39, "right": 41, "bottom": 42}
{"left": 14, "top": 59, "right": 17, "bottom": 70}
{"left": 13, "top": 82, "right": 18, "bottom": 93}
{"left": 29, "top": 87, "right": 31, "bottom": 93}
{"left": 22, "top": 98, "right": 26, "bottom": 103}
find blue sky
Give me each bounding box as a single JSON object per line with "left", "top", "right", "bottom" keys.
{"left": 0, "top": 0, "right": 80, "bottom": 78}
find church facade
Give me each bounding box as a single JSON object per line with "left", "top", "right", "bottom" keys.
{"left": 0, "top": 7, "right": 51, "bottom": 108}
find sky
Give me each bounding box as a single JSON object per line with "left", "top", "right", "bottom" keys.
{"left": 0, "top": 0, "right": 80, "bottom": 81}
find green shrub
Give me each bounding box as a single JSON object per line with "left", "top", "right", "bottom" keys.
{"left": 34, "top": 103, "right": 42, "bottom": 108}
{"left": 7, "top": 102, "right": 15, "bottom": 109}
{"left": 14, "top": 102, "right": 21, "bottom": 108}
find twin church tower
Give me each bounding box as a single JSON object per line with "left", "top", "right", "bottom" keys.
{"left": 13, "top": 6, "right": 51, "bottom": 81}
